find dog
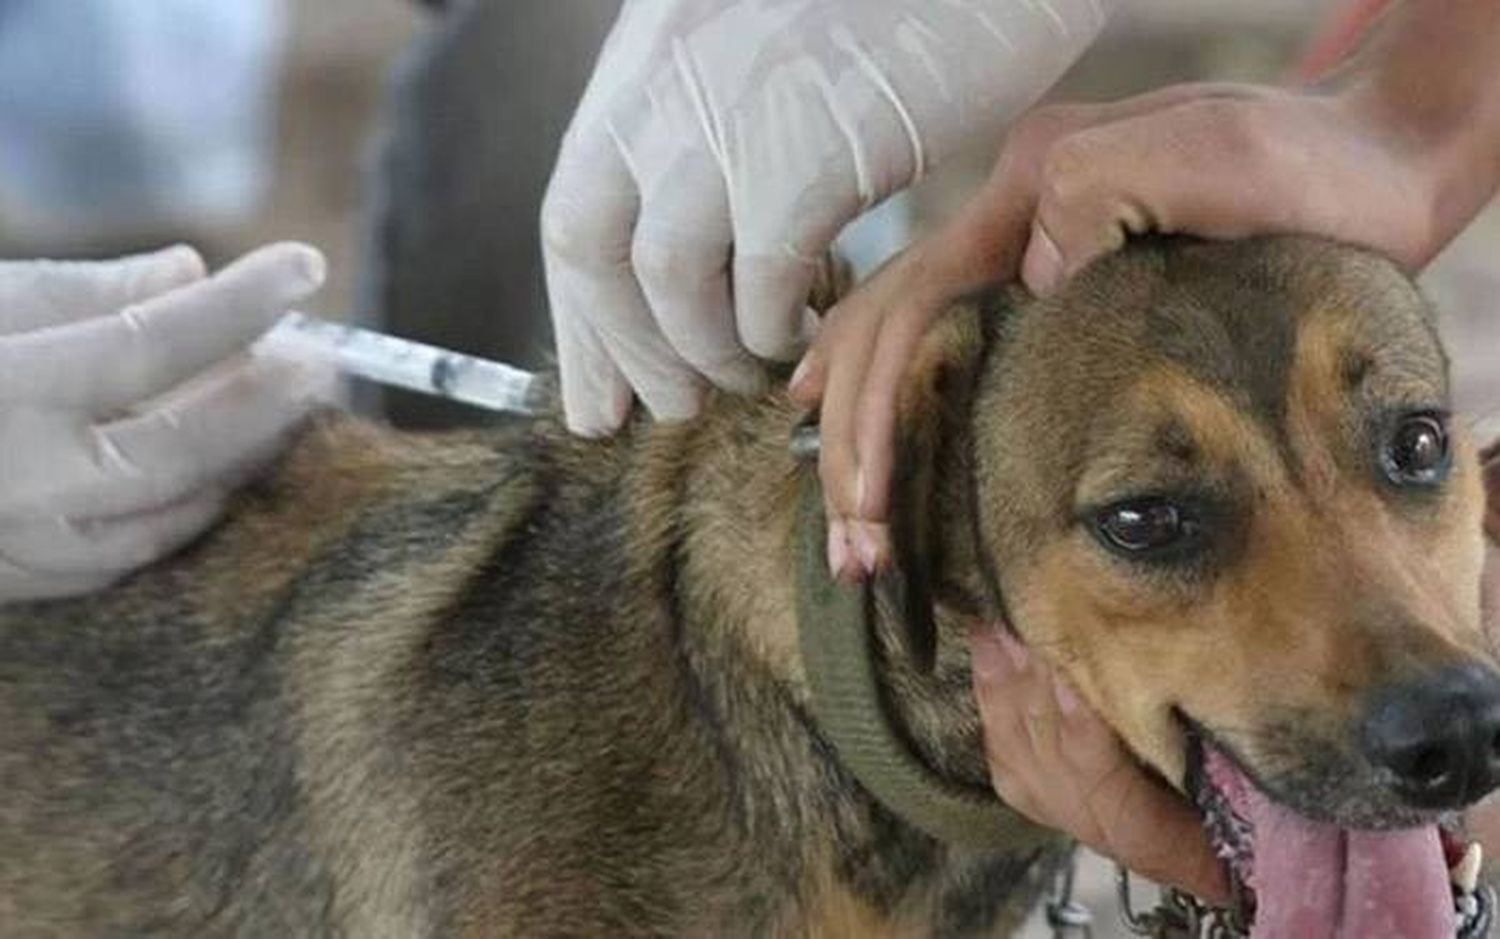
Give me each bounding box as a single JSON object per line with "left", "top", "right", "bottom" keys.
{"left": 2, "top": 235, "right": 1497, "bottom": 937}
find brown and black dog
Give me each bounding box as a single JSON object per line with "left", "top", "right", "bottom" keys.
{"left": 1, "top": 236, "right": 1497, "bottom": 936}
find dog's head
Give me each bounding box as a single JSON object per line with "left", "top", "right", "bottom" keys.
{"left": 964, "top": 235, "right": 1496, "bottom": 921}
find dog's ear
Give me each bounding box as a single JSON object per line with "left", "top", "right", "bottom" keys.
{"left": 879, "top": 305, "right": 989, "bottom": 671}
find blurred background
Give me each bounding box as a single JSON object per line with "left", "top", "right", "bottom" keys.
{"left": 0, "top": 1, "right": 1494, "bottom": 935}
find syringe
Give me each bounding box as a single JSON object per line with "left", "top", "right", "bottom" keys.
{"left": 256, "top": 312, "right": 545, "bottom": 415}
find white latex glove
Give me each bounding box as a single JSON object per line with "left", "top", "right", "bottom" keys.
{"left": 542, "top": 0, "right": 1111, "bottom": 435}
{"left": 0, "top": 242, "right": 335, "bottom": 602}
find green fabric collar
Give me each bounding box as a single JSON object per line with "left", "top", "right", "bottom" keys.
{"left": 795, "top": 480, "right": 1049, "bottom": 852}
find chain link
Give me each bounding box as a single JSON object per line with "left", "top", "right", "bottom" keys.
{"left": 1046, "top": 854, "right": 1093, "bottom": 939}
{"left": 1115, "top": 866, "right": 1229, "bottom": 938}
{"left": 1103, "top": 862, "right": 1493, "bottom": 939}
{"left": 1457, "top": 883, "right": 1495, "bottom": 939}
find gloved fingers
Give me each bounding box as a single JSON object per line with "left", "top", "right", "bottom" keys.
{"left": 541, "top": 146, "right": 640, "bottom": 435}
{"left": 11, "top": 355, "right": 332, "bottom": 523}
{"left": 0, "top": 485, "right": 225, "bottom": 578}
{"left": 732, "top": 219, "right": 845, "bottom": 363}
{"left": 542, "top": 144, "right": 704, "bottom": 426}
{"left": 723, "top": 52, "right": 905, "bottom": 364}
{"left": 553, "top": 301, "right": 632, "bottom": 437}
{"left": 0, "top": 242, "right": 325, "bottom": 415}
{"left": 633, "top": 155, "right": 764, "bottom": 396}
{"left": 0, "top": 244, "right": 206, "bottom": 336}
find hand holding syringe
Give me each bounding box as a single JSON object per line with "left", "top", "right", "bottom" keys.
{"left": 257, "top": 314, "right": 830, "bottom": 459}
{"left": 256, "top": 313, "right": 545, "bottom": 416}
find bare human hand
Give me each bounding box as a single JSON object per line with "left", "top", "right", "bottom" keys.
{"left": 794, "top": 0, "right": 1500, "bottom": 580}
{"left": 968, "top": 447, "right": 1500, "bottom": 899}
{"left": 968, "top": 628, "right": 1231, "bottom": 904}
{"left": 797, "top": 0, "right": 1500, "bottom": 907}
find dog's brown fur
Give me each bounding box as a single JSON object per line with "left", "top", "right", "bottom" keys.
{"left": 0, "top": 236, "right": 1491, "bottom": 936}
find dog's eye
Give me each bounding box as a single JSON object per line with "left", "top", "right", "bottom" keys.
{"left": 1092, "top": 499, "right": 1200, "bottom": 557}
{"left": 1383, "top": 413, "right": 1449, "bottom": 486}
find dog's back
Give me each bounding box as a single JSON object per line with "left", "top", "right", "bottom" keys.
{"left": 0, "top": 419, "right": 530, "bottom": 933}
{"left": 1, "top": 415, "right": 687, "bottom": 933}
{"left": 3, "top": 403, "right": 1019, "bottom": 937}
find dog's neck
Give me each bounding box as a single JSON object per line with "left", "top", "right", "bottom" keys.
{"left": 629, "top": 299, "right": 1068, "bottom": 922}
{"left": 664, "top": 302, "right": 1006, "bottom": 804}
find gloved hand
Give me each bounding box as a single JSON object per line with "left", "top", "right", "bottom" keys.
{"left": 0, "top": 242, "right": 334, "bottom": 603}
{"left": 541, "top": 0, "right": 1110, "bottom": 435}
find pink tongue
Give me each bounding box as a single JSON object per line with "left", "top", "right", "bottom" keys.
{"left": 1206, "top": 750, "right": 1452, "bottom": 938}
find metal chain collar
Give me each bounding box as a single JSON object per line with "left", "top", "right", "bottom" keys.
{"left": 1044, "top": 855, "right": 1496, "bottom": 939}
{"left": 1113, "top": 866, "right": 1248, "bottom": 939}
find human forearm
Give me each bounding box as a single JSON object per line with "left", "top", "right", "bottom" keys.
{"left": 1339, "top": 0, "right": 1500, "bottom": 259}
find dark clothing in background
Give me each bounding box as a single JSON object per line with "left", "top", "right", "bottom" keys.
{"left": 360, "top": 0, "right": 618, "bottom": 427}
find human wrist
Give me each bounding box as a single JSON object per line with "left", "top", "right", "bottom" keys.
{"left": 1325, "top": 0, "right": 1500, "bottom": 266}
{"left": 1327, "top": 79, "right": 1498, "bottom": 267}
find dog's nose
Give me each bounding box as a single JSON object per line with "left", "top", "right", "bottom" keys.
{"left": 1361, "top": 664, "right": 1500, "bottom": 810}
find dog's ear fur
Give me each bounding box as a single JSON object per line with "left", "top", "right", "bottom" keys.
{"left": 879, "top": 303, "right": 991, "bottom": 670}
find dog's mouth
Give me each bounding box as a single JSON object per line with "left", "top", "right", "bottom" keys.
{"left": 1182, "top": 723, "right": 1484, "bottom": 938}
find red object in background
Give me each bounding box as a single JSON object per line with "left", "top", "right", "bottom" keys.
{"left": 1292, "top": 0, "right": 1395, "bottom": 83}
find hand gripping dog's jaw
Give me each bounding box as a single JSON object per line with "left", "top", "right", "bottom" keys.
{"left": 967, "top": 236, "right": 1497, "bottom": 827}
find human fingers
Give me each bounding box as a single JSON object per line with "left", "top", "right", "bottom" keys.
{"left": 803, "top": 89, "right": 1278, "bottom": 577}
{"left": 731, "top": 203, "right": 845, "bottom": 365}
{"left": 971, "top": 630, "right": 1229, "bottom": 903}
{"left": 810, "top": 277, "right": 889, "bottom": 581}
{"left": 0, "top": 485, "right": 226, "bottom": 578}
{"left": 970, "top": 627, "right": 1048, "bottom": 816}
{"left": 542, "top": 143, "right": 704, "bottom": 429}
{"left": 552, "top": 301, "right": 633, "bottom": 437}
{"left": 1016, "top": 91, "right": 1421, "bottom": 295}
{"left": 797, "top": 107, "right": 1096, "bottom": 573}
{"left": 1, "top": 355, "right": 332, "bottom": 523}
{"left": 0, "top": 242, "right": 324, "bottom": 414}
{"left": 804, "top": 225, "right": 1005, "bottom": 577}
{"left": 0, "top": 244, "right": 206, "bottom": 335}
{"left": 1049, "top": 676, "right": 1231, "bottom": 904}
{"left": 786, "top": 84, "right": 1262, "bottom": 413}
{"left": 631, "top": 152, "right": 764, "bottom": 395}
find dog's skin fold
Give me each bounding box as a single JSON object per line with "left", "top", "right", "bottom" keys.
{"left": 0, "top": 237, "right": 1489, "bottom": 936}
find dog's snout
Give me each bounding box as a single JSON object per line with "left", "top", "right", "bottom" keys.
{"left": 1360, "top": 665, "right": 1500, "bottom": 810}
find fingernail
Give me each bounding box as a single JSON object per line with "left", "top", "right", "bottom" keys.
{"left": 970, "top": 630, "right": 1010, "bottom": 682}
{"left": 789, "top": 356, "right": 812, "bottom": 393}
{"left": 799, "top": 306, "right": 822, "bottom": 343}
{"left": 565, "top": 414, "right": 615, "bottom": 438}
{"left": 852, "top": 521, "right": 889, "bottom": 575}
{"left": 289, "top": 243, "right": 327, "bottom": 288}
{"left": 827, "top": 518, "right": 850, "bottom": 579}
{"left": 996, "top": 630, "right": 1030, "bottom": 670}
{"left": 718, "top": 359, "right": 769, "bottom": 398}
{"left": 1052, "top": 675, "right": 1080, "bottom": 715}
{"left": 158, "top": 243, "right": 207, "bottom": 279}
{"left": 1021, "top": 225, "right": 1064, "bottom": 296}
